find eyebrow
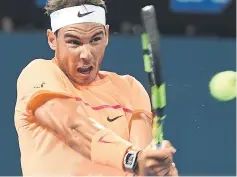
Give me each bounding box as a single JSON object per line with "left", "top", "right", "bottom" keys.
{"left": 91, "top": 31, "right": 104, "bottom": 38}
{"left": 64, "top": 31, "right": 104, "bottom": 40}
{"left": 64, "top": 33, "right": 80, "bottom": 40}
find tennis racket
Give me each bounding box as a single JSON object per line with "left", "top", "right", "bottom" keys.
{"left": 141, "top": 5, "right": 167, "bottom": 146}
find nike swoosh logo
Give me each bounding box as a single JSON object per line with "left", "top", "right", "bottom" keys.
{"left": 107, "top": 115, "right": 123, "bottom": 122}
{"left": 78, "top": 11, "right": 94, "bottom": 17}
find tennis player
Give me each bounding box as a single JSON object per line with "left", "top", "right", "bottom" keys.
{"left": 14, "top": 0, "right": 178, "bottom": 176}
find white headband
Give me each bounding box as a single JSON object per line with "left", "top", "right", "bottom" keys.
{"left": 50, "top": 5, "right": 106, "bottom": 32}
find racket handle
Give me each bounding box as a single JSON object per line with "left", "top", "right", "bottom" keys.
{"left": 152, "top": 115, "right": 165, "bottom": 145}
{"left": 156, "top": 143, "right": 162, "bottom": 149}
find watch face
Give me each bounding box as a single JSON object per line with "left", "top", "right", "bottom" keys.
{"left": 127, "top": 153, "right": 135, "bottom": 165}
{"left": 124, "top": 151, "right": 137, "bottom": 169}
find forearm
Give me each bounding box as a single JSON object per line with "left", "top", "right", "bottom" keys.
{"left": 129, "top": 112, "right": 153, "bottom": 149}
{"left": 34, "top": 98, "right": 133, "bottom": 170}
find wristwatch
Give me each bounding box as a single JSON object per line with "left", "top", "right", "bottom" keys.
{"left": 123, "top": 149, "right": 140, "bottom": 174}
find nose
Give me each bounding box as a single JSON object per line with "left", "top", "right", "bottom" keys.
{"left": 79, "top": 45, "right": 93, "bottom": 63}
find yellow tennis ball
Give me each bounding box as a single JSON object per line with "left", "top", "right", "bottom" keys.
{"left": 209, "top": 71, "right": 236, "bottom": 101}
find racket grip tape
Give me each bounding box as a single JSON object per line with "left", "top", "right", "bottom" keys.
{"left": 143, "top": 54, "right": 152, "bottom": 73}
{"left": 141, "top": 33, "right": 149, "bottom": 50}
{"left": 152, "top": 115, "right": 164, "bottom": 144}
{"left": 151, "top": 83, "right": 166, "bottom": 109}
{"left": 141, "top": 33, "right": 152, "bottom": 73}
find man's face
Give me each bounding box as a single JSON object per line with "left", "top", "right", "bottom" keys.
{"left": 48, "top": 23, "right": 109, "bottom": 85}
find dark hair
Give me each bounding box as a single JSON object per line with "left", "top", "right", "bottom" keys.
{"left": 45, "top": 0, "right": 107, "bottom": 15}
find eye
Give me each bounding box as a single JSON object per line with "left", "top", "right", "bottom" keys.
{"left": 68, "top": 40, "right": 82, "bottom": 46}
{"left": 90, "top": 37, "right": 102, "bottom": 43}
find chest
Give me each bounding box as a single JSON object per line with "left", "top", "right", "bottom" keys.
{"left": 72, "top": 85, "right": 133, "bottom": 140}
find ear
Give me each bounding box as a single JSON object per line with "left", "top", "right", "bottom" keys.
{"left": 47, "top": 29, "right": 57, "bottom": 51}
{"left": 105, "top": 25, "right": 109, "bottom": 46}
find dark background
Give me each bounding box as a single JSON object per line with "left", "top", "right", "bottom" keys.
{"left": 0, "top": 0, "right": 236, "bottom": 176}
{"left": 0, "top": 0, "right": 236, "bottom": 37}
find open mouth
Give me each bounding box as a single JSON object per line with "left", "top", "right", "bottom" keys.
{"left": 77, "top": 66, "right": 93, "bottom": 75}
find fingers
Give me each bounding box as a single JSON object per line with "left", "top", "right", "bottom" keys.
{"left": 146, "top": 158, "right": 173, "bottom": 171}
{"left": 142, "top": 158, "right": 172, "bottom": 176}
{"left": 145, "top": 167, "right": 171, "bottom": 176}
{"left": 139, "top": 140, "right": 177, "bottom": 176}
{"left": 161, "top": 140, "right": 176, "bottom": 152}
{"left": 165, "top": 163, "right": 179, "bottom": 176}
{"left": 149, "top": 140, "right": 176, "bottom": 153}
{"left": 145, "top": 147, "right": 174, "bottom": 165}
{"left": 155, "top": 166, "right": 172, "bottom": 176}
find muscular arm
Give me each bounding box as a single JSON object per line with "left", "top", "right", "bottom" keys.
{"left": 128, "top": 76, "right": 154, "bottom": 149}
{"left": 35, "top": 98, "right": 178, "bottom": 176}
{"left": 34, "top": 98, "right": 97, "bottom": 158}
{"left": 16, "top": 61, "right": 137, "bottom": 172}
{"left": 17, "top": 61, "right": 177, "bottom": 175}
{"left": 34, "top": 97, "right": 133, "bottom": 170}
{"left": 129, "top": 113, "right": 153, "bottom": 149}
